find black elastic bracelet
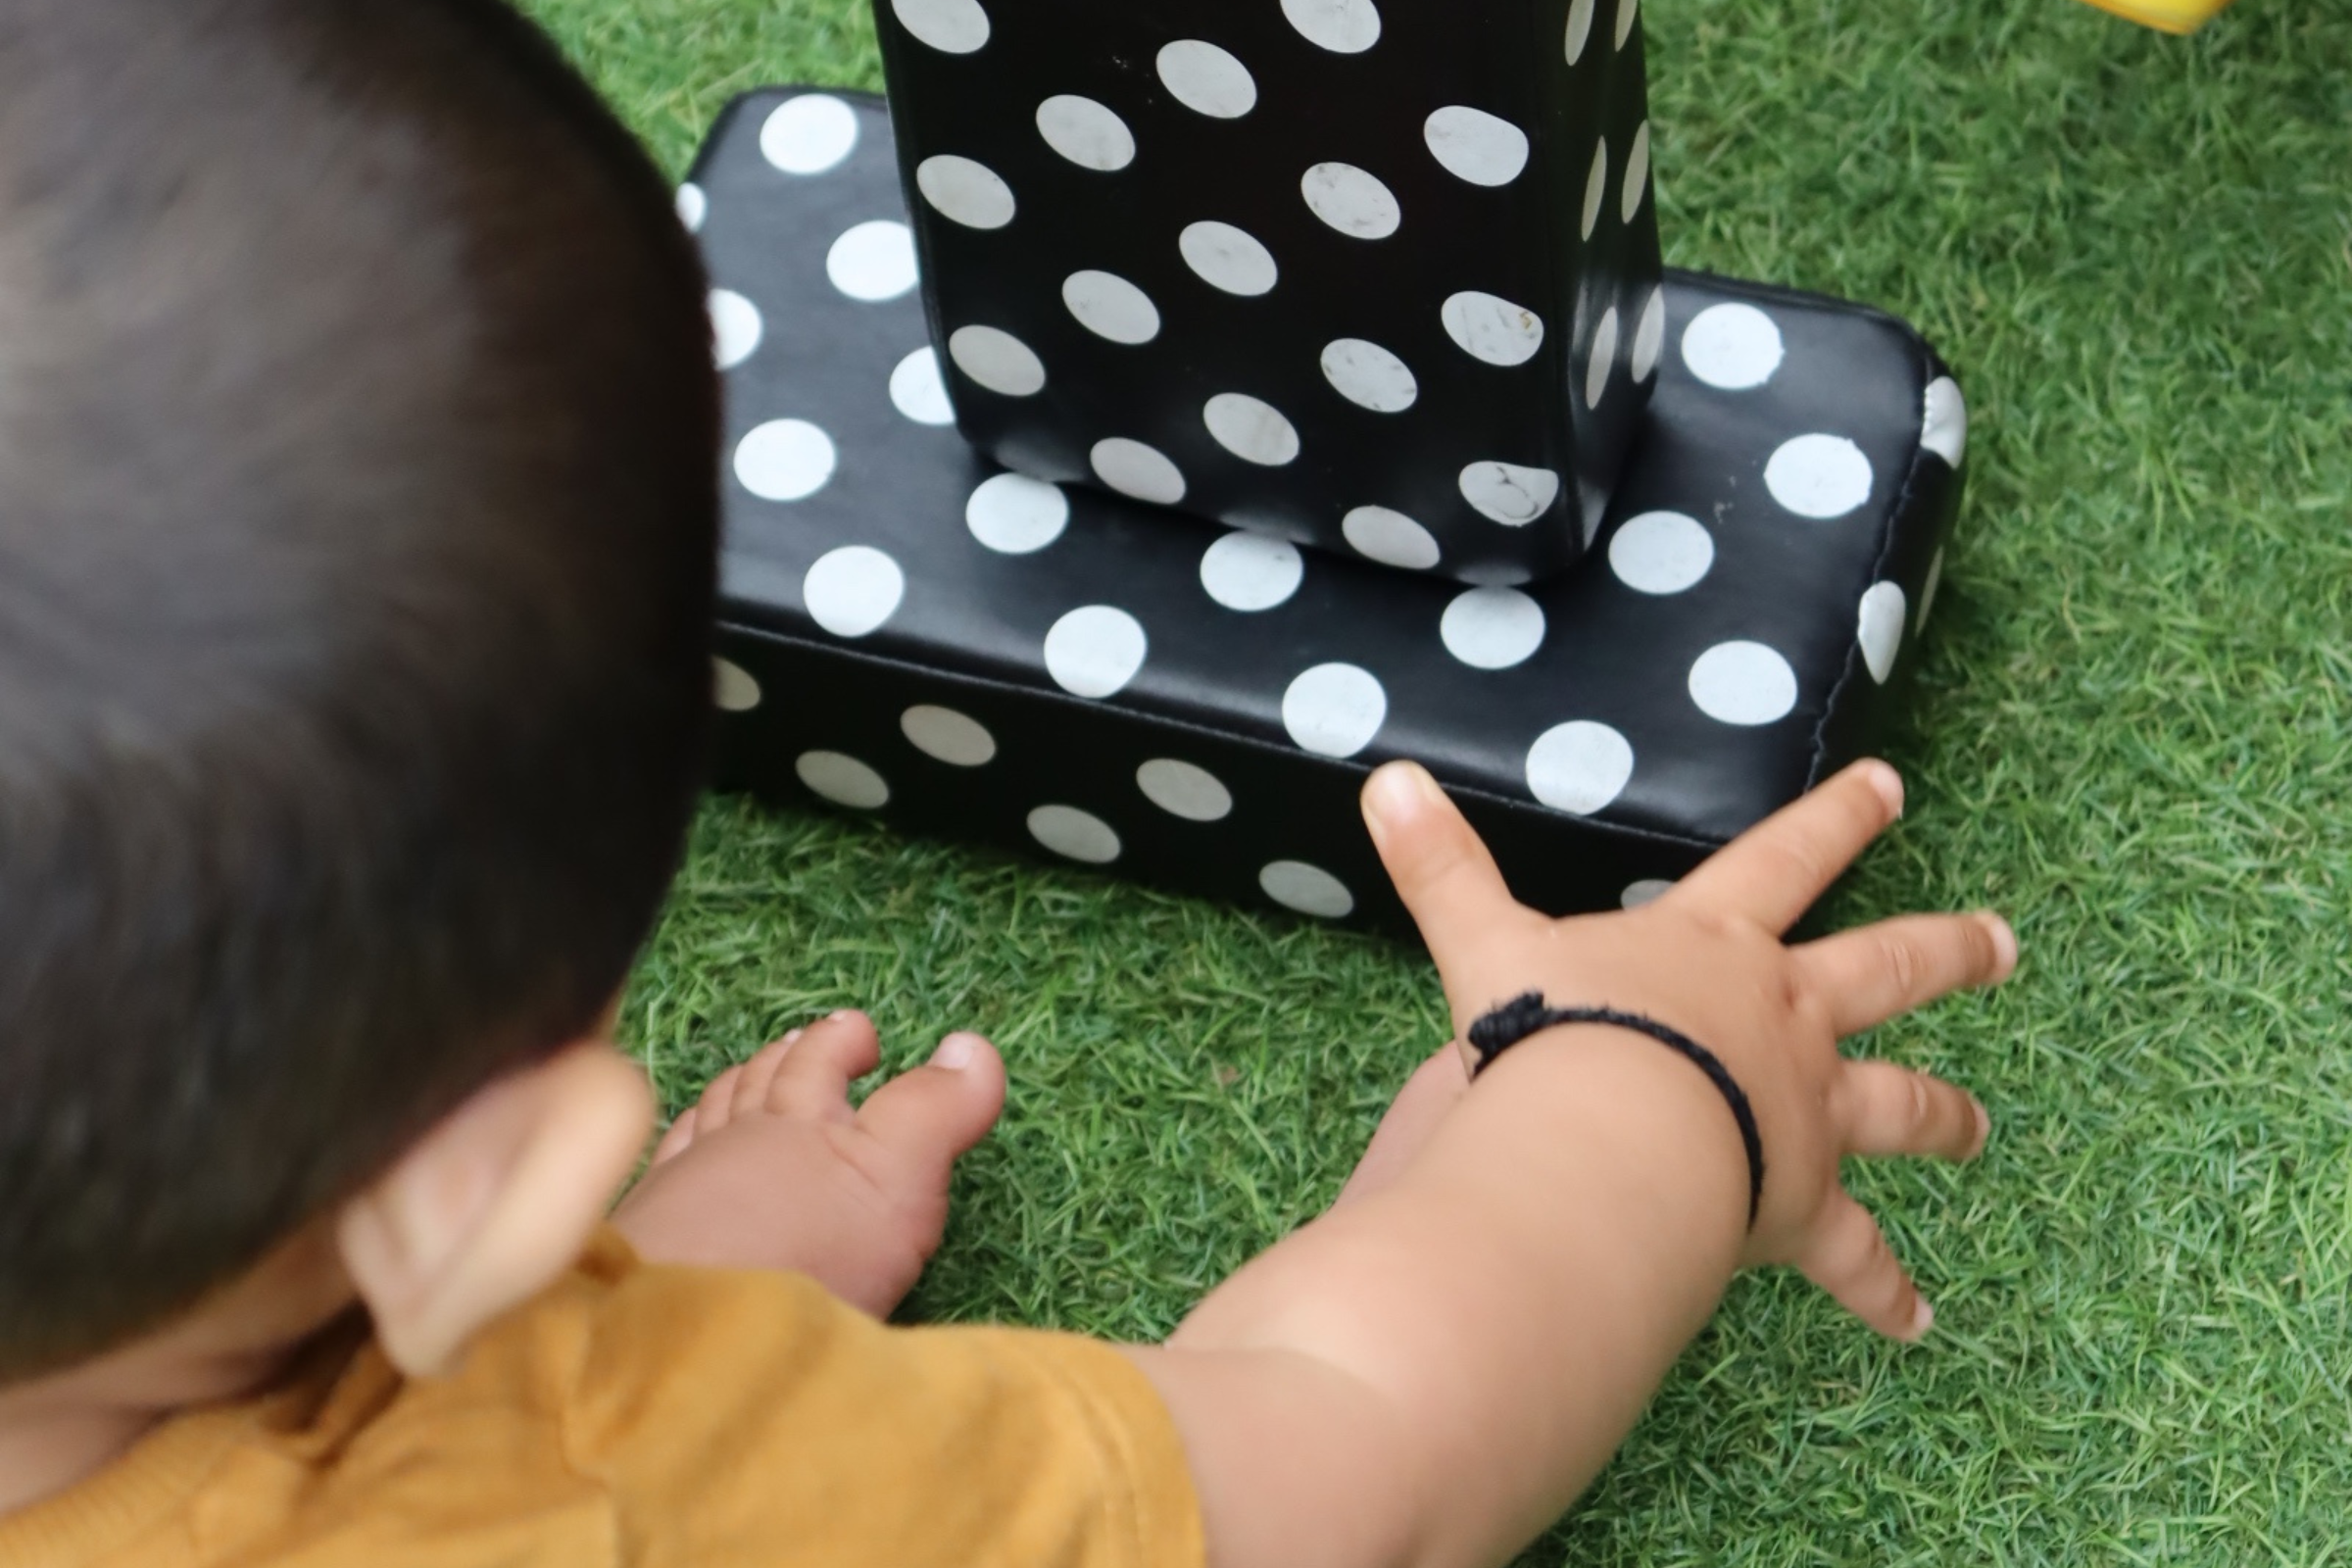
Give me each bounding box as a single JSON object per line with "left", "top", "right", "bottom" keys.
{"left": 1465, "top": 993, "right": 1766, "bottom": 1231}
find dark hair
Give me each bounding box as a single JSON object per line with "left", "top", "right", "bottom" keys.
{"left": 0, "top": 0, "right": 719, "bottom": 1378}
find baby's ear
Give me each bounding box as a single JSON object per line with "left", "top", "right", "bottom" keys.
{"left": 337, "top": 1043, "right": 654, "bottom": 1378}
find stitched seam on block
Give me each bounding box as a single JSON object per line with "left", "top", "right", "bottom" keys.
{"left": 1657, "top": 271, "right": 1954, "bottom": 797}
{"left": 1803, "top": 329, "right": 1946, "bottom": 792}
{"left": 712, "top": 622, "right": 1731, "bottom": 856}
{"left": 1522, "top": 0, "right": 1574, "bottom": 556}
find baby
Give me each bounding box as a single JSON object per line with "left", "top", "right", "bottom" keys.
{"left": 0, "top": 2, "right": 2018, "bottom": 1563}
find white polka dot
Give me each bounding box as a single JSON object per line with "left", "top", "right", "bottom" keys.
{"left": 1459, "top": 463, "right": 1562, "bottom": 527}
{"left": 1062, "top": 270, "right": 1160, "bottom": 345}
{"left": 891, "top": 0, "right": 990, "bottom": 54}
{"left": 1442, "top": 292, "right": 1545, "bottom": 368}
{"left": 1607, "top": 511, "right": 1714, "bottom": 595}
{"left": 965, "top": 473, "right": 1068, "bottom": 554}
{"left": 1301, "top": 163, "right": 1400, "bottom": 240}
{"left": 1200, "top": 531, "right": 1304, "bottom": 612}
{"left": 713, "top": 657, "right": 761, "bottom": 712}
{"left": 1622, "top": 122, "right": 1650, "bottom": 222}
{"left": 1036, "top": 96, "right": 1135, "bottom": 172}
{"left": 1282, "top": 664, "right": 1387, "bottom": 759}
{"left": 1681, "top": 303, "right": 1784, "bottom": 390}
{"left": 915, "top": 155, "right": 1015, "bottom": 229}
{"left": 798, "top": 752, "right": 891, "bottom": 810}
{"left": 1442, "top": 588, "right": 1546, "bottom": 670}
{"left": 1766, "top": 434, "right": 1875, "bottom": 519}
{"left": 1622, "top": 878, "right": 1674, "bottom": 909}
{"left": 1424, "top": 107, "right": 1530, "bottom": 187}
{"left": 1690, "top": 642, "right": 1799, "bottom": 727}
{"left": 889, "top": 346, "right": 956, "bottom": 425}
{"left": 1630, "top": 286, "right": 1667, "bottom": 382}
{"left": 1917, "top": 549, "right": 1947, "bottom": 633}
{"left": 1091, "top": 439, "right": 1187, "bottom": 506}
{"left": 1261, "top": 861, "right": 1355, "bottom": 920}
{"left": 761, "top": 94, "right": 860, "bottom": 175}
{"left": 1282, "top": 0, "right": 1382, "bottom": 53}
{"left": 709, "top": 289, "right": 762, "bottom": 370}
{"left": 1581, "top": 139, "right": 1608, "bottom": 240}
{"left": 1157, "top": 40, "right": 1257, "bottom": 118}
{"left": 826, "top": 220, "right": 919, "bottom": 302}
{"left": 675, "top": 183, "right": 708, "bottom": 233}
{"left": 1320, "top": 339, "right": 1418, "bottom": 413}
{"left": 1203, "top": 393, "right": 1300, "bottom": 466}
{"left": 1044, "top": 606, "right": 1148, "bottom": 699}
{"left": 902, "top": 706, "right": 998, "bottom": 767}
{"left": 803, "top": 546, "right": 905, "bottom": 639}
{"left": 1526, "top": 721, "right": 1635, "bottom": 815}
{"left": 735, "top": 419, "right": 837, "bottom": 502}
{"left": 1586, "top": 306, "right": 1619, "bottom": 409}
{"left": 1615, "top": 0, "right": 1641, "bottom": 48}
{"left": 1180, "top": 221, "right": 1279, "bottom": 296}
{"left": 948, "top": 325, "right": 1047, "bottom": 397}
{"left": 1859, "top": 583, "right": 1908, "bottom": 684}
{"left": 1922, "top": 376, "right": 1969, "bottom": 466}
{"left": 1138, "top": 760, "right": 1234, "bottom": 822}
{"left": 1028, "top": 806, "right": 1121, "bottom": 864}
{"left": 1344, "top": 506, "right": 1441, "bottom": 570}
{"left": 1565, "top": 0, "right": 1596, "bottom": 61}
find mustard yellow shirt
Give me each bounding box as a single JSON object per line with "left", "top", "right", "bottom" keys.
{"left": 0, "top": 1233, "right": 1204, "bottom": 1568}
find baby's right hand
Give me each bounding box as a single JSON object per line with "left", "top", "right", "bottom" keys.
{"left": 1360, "top": 759, "right": 2015, "bottom": 1341}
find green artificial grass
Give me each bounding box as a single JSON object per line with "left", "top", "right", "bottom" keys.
{"left": 526, "top": 2, "right": 2352, "bottom": 1561}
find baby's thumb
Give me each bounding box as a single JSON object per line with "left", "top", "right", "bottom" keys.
{"left": 856, "top": 1034, "right": 1008, "bottom": 1176}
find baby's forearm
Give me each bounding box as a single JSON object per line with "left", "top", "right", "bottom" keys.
{"left": 1127, "top": 1026, "right": 1750, "bottom": 1568}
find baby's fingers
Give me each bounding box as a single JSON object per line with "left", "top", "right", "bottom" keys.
{"left": 1797, "top": 912, "right": 2017, "bottom": 1037}
{"left": 1670, "top": 761, "right": 1904, "bottom": 935}
{"left": 1836, "top": 1060, "right": 1990, "bottom": 1162}
{"left": 1796, "top": 1190, "right": 1936, "bottom": 1343}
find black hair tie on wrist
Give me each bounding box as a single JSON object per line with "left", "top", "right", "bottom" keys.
{"left": 1465, "top": 994, "right": 1766, "bottom": 1231}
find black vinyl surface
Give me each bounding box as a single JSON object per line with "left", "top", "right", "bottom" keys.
{"left": 689, "top": 90, "right": 1966, "bottom": 935}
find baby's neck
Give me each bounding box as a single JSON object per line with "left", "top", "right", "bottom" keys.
{"left": 0, "top": 1318, "right": 339, "bottom": 1516}
{"left": 0, "top": 1403, "right": 164, "bottom": 1515}
{"left": 0, "top": 1228, "right": 361, "bottom": 1518}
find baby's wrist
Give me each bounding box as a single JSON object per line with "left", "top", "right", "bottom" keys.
{"left": 1468, "top": 997, "right": 1765, "bottom": 1229}
{"left": 1472, "top": 1017, "right": 1756, "bottom": 1240}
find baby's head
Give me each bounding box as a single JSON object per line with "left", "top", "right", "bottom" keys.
{"left": 0, "top": 0, "right": 717, "bottom": 1389}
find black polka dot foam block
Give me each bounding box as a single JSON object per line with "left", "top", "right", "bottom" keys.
{"left": 867, "top": 0, "right": 1661, "bottom": 587}
{"left": 688, "top": 91, "right": 1967, "bottom": 937}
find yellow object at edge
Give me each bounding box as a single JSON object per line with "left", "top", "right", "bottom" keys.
{"left": 2078, "top": 0, "right": 2235, "bottom": 31}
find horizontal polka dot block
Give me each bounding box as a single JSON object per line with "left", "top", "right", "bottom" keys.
{"left": 692, "top": 92, "right": 1966, "bottom": 937}
{"left": 867, "top": 0, "right": 1662, "bottom": 586}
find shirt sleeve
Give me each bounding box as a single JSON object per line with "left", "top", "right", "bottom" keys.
{"left": 555, "top": 1238, "right": 1205, "bottom": 1568}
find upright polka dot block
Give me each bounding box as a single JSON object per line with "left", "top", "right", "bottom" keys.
{"left": 871, "top": 0, "right": 1663, "bottom": 586}
{"left": 692, "top": 93, "right": 1967, "bottom": 938}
